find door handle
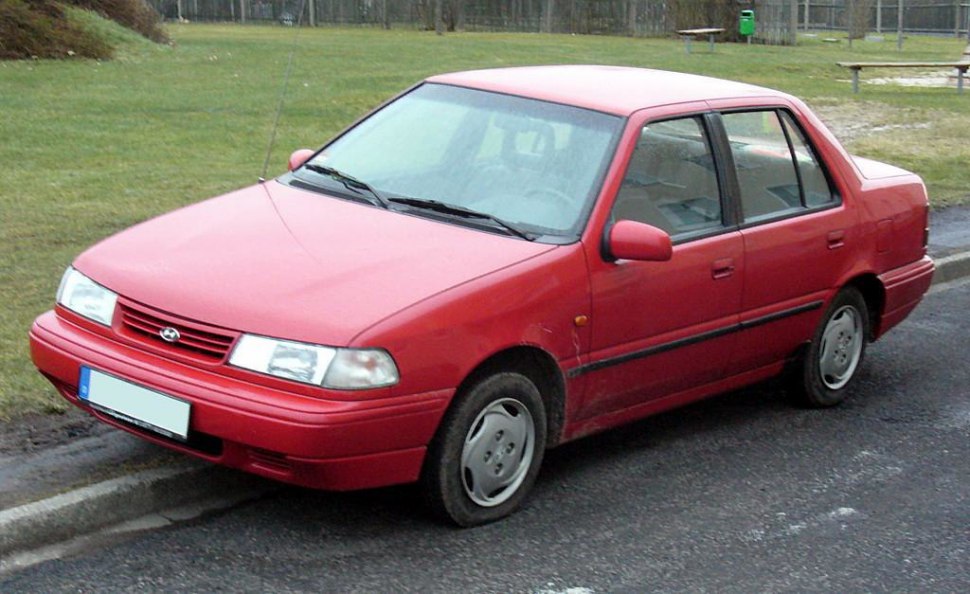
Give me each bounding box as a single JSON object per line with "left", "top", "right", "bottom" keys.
{"left": 712, "top": 258, "right": 735, "bottom": 280}
{"left": 827, "top": 230, "right": 846, "bottom": 250}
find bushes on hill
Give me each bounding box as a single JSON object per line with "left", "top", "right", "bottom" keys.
{"left": 0, "top": 0, "right": 167, "bottom": 60}
{"left": 69, "top": 0, "right": 168, "bottom": 43}
{"left": 0, "top": 0, "right": 113, "bottom": 59}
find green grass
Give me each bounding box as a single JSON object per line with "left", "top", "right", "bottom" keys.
{"left": 1, "top": 22, "right": 967, "bottom": 419}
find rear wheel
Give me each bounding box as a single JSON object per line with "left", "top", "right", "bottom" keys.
{"left": 422, "top": 372, "right": 546, "bottom": 527}
{"left": 793, "top": 287, "right": 869, "bottom": 407}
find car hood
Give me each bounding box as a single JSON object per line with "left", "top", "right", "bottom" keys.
{"left": 75, "top": 181, "right": 556, "bottom": 345}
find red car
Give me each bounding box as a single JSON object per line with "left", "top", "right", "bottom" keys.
{"left": 31, "top": 66, "right": 934, "bottom": 526}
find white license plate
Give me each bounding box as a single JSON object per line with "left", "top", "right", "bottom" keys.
{"left": 79, "top": 367, "right": 191, "bottom": 441}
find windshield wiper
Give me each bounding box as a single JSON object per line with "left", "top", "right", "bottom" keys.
{"left": 388, "top": 197, "right": 536, "bottom": 241}
{"left": 302, "top": 164, "right": 390, "bottom": 209}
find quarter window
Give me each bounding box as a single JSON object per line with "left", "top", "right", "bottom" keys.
{"left": 612, "top": 116, "right": 723, "bottom": 237}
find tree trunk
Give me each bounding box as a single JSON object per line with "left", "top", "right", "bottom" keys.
{"left": 455, "top": 0, "right": 465, "bottom": 31}
{"left": 542, "top": 0, "right": 554, "bottom": 33}
{"left": 421, "top": 0, "right": 434, "bottom": 30}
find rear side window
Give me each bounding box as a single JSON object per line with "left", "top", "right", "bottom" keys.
{"left": 612, "top": 116, "right": 724, "bottom": 237}
{"left": 722, "top": 110, "right": 836, "bottom": 222}
{"left": 722, "top": 111, "right": 801, "bottom": 221}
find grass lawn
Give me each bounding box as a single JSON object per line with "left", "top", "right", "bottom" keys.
{"left": 1, "top": 22, "right": 967, "bottom": 419}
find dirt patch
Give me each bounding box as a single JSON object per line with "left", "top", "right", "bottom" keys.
{"left": 0, "top": 407, "right": 183, "bottom": 510}
{"left": 0, "top": 407, "right": 107, "bottom": 456}
{"left": 811, "top": 101, "right": 927, "bottom": 145}
{"left": 867, "top": 74, "right": 953, "bottom": 88}
{"left": 809, "top": 98, "right": 964, "bottom": 150}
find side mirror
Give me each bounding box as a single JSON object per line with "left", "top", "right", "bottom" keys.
{"left": 605, "top": 220, "right": 673, "bottom": 262}
{"left": 287, "top": 148, "right": 315, "bottom": 172}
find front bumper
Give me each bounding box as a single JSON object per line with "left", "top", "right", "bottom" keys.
{"left": 29, "top": 311, "right": 451, "bottom": 491}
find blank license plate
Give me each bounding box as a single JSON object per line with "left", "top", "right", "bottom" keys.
{"left": 79, "top": 367, "right": 191, "bottom": 441}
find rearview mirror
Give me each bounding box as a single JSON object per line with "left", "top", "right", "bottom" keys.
{"left": 288, "top": 149, "right": 315, "bottom": 172}
{"left": 605, "top": 220, "right": 673, "bottom": 262}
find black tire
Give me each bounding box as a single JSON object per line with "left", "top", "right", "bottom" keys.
{"left": 422, "top": 372, "right": 547, "bottom": 527}
{"left": 793, "top": 287, "right": 869, "bottom": 407}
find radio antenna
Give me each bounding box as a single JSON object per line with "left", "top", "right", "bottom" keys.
{"left": 259, "top": 0, "right": 309, "bottom": 182}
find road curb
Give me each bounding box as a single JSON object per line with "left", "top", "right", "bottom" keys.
{"left": 931, "top": 250, "right": 970, "bottom": 285}
{"left": 0, "top": 462, "right": 272, "bottom": 559}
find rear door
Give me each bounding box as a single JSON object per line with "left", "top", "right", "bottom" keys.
{"left": 714, "top": 107, "right": 856, "bottom": 372}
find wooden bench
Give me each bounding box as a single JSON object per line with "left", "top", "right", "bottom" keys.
{"left": 676, "top": 28, "right": 725, "bottom": 54}
{"left": 837, "top": 61, "right": 970, "bottom": 94}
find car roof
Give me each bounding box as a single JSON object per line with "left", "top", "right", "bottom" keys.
{"left": 426, "top": 65, "right": 786, "bottom": 116}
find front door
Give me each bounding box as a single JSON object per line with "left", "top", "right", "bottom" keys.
{"left": 580, "top": 113, "right": 744, "bottom": 420}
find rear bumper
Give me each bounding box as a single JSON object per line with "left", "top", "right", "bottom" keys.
{"left": 875, "top": 255, "right": 935, "bottom": 339}
{"left": 29, "top": 311, "right": 451, "bottom": 491}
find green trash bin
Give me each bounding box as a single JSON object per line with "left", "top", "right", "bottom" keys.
{"left": 739, "top": 10, "right": 755, "bottom": 37}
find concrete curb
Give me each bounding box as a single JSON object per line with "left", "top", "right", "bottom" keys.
{"left": 0, "top": 462, "right": 272, "bottom": 559}
{"left": 1, "top": 247, "right": 967, "bottom": 565}
{"left": 931, "top": 250, "right": 970, "bottom": 286}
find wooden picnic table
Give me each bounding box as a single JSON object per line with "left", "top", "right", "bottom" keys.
{"left": 836, "top": 61, "right": 970, "bottom": 94}
{"left": 676, "top": 28, "right": 725, "bottom": 54}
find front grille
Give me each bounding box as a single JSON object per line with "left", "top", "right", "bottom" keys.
{"left": 118, "top": 301, "right": 237, "bottom": 362}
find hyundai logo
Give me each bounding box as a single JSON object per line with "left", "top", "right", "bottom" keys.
{"left": 159, "top": 327, "right": 181, "bottom": 343}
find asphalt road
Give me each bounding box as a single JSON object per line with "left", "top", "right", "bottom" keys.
{"left": 3, "top": 282, "right": 968, "bottom": 593}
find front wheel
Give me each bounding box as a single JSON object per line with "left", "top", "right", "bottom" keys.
{"left": 793, "top": 287, "right": 869, "bottom": 407}
{"left": 422, "top": 372, "right": 547, "bottom": 527}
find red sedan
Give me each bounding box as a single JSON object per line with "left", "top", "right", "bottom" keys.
{"left": 31, "top": 66, "right": 934, "bottom": 526}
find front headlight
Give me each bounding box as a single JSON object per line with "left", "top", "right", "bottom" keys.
{"left": 228, "top": 334, "right": 399, "bottom": 390}
{"left": 56, "top": 267, "right": 118, "bottom": 326}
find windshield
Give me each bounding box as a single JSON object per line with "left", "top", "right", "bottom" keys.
{"left": 290, "top": 83, "right": 622, "bottom": 240}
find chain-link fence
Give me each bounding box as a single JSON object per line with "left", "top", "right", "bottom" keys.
{"left": 150, "top": 0, "right": 671, "bottom": 33}
{"left": 149, "top": 0, "right": 787, "bottom": 39}
{"left": 147, "top": 1, "right": 968, "bottom": 42}
{"left": 803, "top": 1, "right": 969, "bottom": 36}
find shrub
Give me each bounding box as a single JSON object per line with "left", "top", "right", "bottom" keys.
{"left": 0, "top": 0, "right": 113, "bottom": 59}
{"left": 67, "top": 0, "right": 168, "bottom": 44}
{"left": 0, "top": 0, "right": 167, "bottom": 60}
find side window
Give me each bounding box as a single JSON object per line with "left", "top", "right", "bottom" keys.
{"left": 779, "top": 112, "right": 837, "bottom": 207}
{"left": 722, "top": 110, "right": 803, "bottom": 221}
{"left": 612, "top": 116, "right": 723, "bottom": 236}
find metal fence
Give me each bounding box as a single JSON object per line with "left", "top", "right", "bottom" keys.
{"left": 151, "top": 0, "right": 779, "bottom": 38}
{"left": 152, "top": 0, "right": 671, "bottom": 34}
{"left": 802, "top": 1, "right": 969, "bottom": 36}
{"left": 148, "top": 1, "right": 968, "bottom": 40}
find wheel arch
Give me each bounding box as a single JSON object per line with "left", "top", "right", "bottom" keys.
{"left": 454, "top": 346, "right": 566, "bottom": 449}
{"left": 842, "top": 273, "right": 885, "bottom": 340}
